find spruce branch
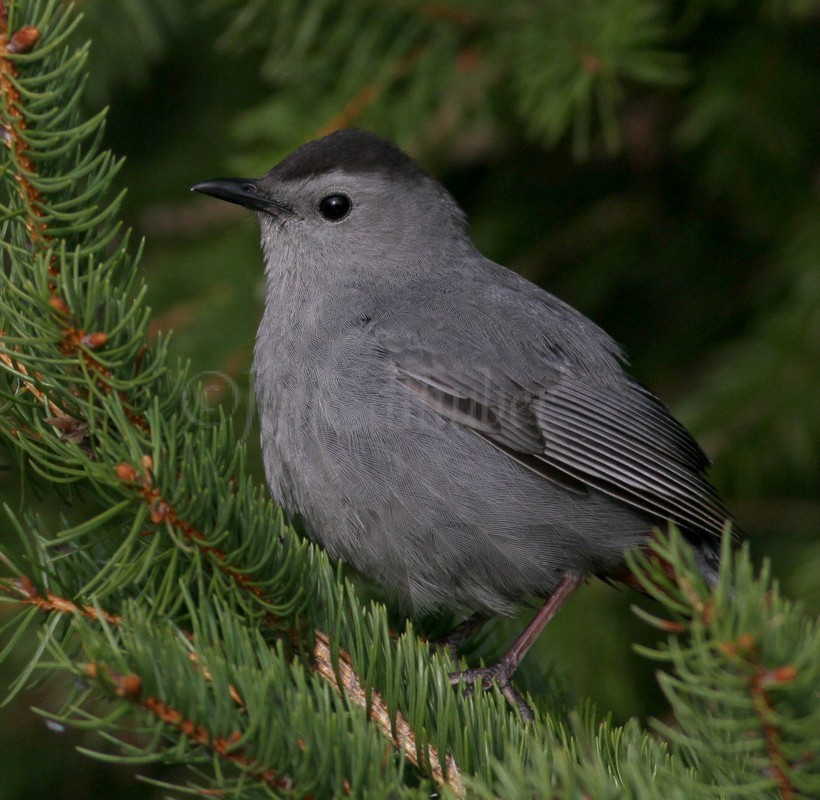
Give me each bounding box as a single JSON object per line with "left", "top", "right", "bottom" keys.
{"left": 629, "top": 533, "right": 820, "bottom": 799}
{"left": 112, "top": 451, "right": 466, "bottom": 792}
{"left": 112, "top": 455, "right": 281, "bottom": 617}
{"left": 1, "top": 0, "right": 139, "bottom": 438}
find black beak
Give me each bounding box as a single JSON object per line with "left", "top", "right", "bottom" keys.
{"left": 191, "top": 178, "right": 294, "bottom": 217}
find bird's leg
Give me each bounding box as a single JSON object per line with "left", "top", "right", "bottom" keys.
{"left": 429, "top": 611, "right": 489, "bottom": 660}
{"left": 449, "top": 572, "right": 585, "bottom": 721}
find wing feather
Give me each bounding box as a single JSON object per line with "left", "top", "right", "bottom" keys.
{"left": 397, "top": 364, "right": 733, "bottom": 538}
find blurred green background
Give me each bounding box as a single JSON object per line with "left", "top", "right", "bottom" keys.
{"left": 1, "top": 1, "right": 818, "bottom": 797}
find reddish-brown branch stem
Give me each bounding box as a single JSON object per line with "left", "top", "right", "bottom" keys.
{"left": 114, "top": 457, "right": 276, "bottom": 615}
{"left": 5, "top": 575, "right": 123, "bottom": 625}
{"left": 84, "top": 663, "right": 293, "bottom": 793}
{"left": 714, "top": 632, "right": 797, "bottom": 798}
{"left": 3, "top": 577, "right": 247, "bottom": 707}
{"left": 0, "top": 4, "right": 47, "bottom": 248}
{"left": 748, "top": 661, "right": 796, "bottom": 800}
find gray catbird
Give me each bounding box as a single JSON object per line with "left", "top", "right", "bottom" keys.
{"left": 193, "top": 129, "right": 737, "bottom": 718}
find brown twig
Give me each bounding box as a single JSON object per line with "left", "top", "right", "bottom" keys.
{"left": 0, "top": 335, "right": 75, "bottom": 420}
{"left": 313, "top": 630, "right": 465, "bottom": 798}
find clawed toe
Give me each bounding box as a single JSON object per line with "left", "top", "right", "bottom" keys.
{"left": 449, "top": 662, "right": 534, "bottom": 721}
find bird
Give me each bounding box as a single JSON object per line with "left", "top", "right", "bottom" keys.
{"left": 193, "top": 129, "right": 738, "bottom": 719}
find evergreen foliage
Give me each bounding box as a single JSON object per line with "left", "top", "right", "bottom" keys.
{"left": 1, "top": 0, "right": 817, "bottom": 797}
{"left": 211, "top": 0, "right": 688, "bottom": 162}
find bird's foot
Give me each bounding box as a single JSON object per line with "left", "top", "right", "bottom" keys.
{"left": 449, "top": 658, "right": 534, "bottom": 722}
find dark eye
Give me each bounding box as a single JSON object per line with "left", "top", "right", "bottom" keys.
{"left": 318, "top": 194, "right": 351, "bottom": 221}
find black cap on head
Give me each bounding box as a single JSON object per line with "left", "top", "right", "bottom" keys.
{"left": 271, "top": 129, "right": 432, "bottom": 184}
